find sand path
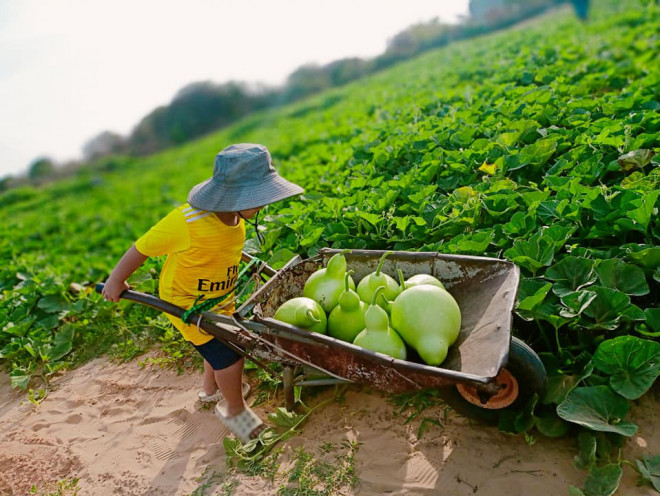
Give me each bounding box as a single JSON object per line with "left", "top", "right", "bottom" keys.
{"left": 1, "top": 354, "right": 658, "bottom": 495}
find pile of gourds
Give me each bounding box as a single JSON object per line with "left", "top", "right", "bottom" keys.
{"left": 273, "top": 251, "right": 462, "bottom": 366}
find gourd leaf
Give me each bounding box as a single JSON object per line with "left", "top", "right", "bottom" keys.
{"left": 37, "top": 294, "right": 69, "bottom": 313}
{"left": 595, "top": 259, "right": 649, "bottom": 296}
{"left": 10, "top": 368, "right": 30, "bottom": 390}
{"left": 582, "top": 286, "right": 640, "bottom": 330}
{"left": 497, "top": 131, "right": 520, "bottom": 147}
{"left": 516, "top": 280, "right": 552, "bottom": 316}
{"left": 543, "top": 353, "right": 594, "bottom": 406}
{"left": 636, "top": 455, "right": 660, "bottom": 492}
{"left": 49, "top": 324, "right": 75, "bottom": 361}
{"left": 574, "top": 431, "right": 597, "bottom": 470}
{"left": 446, "top": 230, "right": 495, "bottom": 254}
{"left": 543, "top": 224, "right": 577, "bottom": 251}
{"left": 498, "top": 394, "right": 538, "bottom": 435}
{"left": 515, "top": 138, "right": 558, "bottom": 169}
{"left": 356, "top": 211, "right": 382, "bottom": 228}
{"left": 625, "top": 189, "right": 660, "bottom": 230}
{"left": 534, "top": 410, "right": 569, "bottom": 438}
{"left": 299, "top": 226, "right": 325, "bottom": 248}
{"left": 268, "top": 407, "right": 305, "bottom": 429}
{"left": 482, "top": 193, "right": 519, "bottom": 217}
{"left": 645, "top": 308, "right": 660, "bottom": 333}
{"left": 504, "top": 232, "right": 555, "bottom": 275}
{"left": 617, "top": 149, "right": 655, "bottom": 171}
{"left": 593, "top": 336, "right": 660, "bottom": 400}
{"left": 582, "top": 464, "right": 623, "bottom": 496}
{"left": 502, "top": 211, "right": 537, "bottom": 236}
{"left": 546, "top": 256, "right": 596, "bottom": 296}
{"left": 560, "top": 290, "right": 597, "bottom": 318}
{"left": 556, "top": 386, "right": 638, "bottom": 436}
{"left": 268, "top": 249, "right": 298, "bottom": 270}
{"left": 624, "top": 246, "right": 660, "bottom": 271}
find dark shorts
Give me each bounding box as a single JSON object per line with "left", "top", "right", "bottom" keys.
{"left": 192, "top": 338, "right": 242, "bottom": 370}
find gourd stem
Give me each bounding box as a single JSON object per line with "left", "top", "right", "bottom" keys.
{"left": 370, "top": 285, "right": 386, "bottom": 306}
{"left": 306, "top": 309, "right": 321, "bottom": 324}
{"left": 398, "top": 269, "right": 406, "bottom": 291}
{"left": 375, "top": 251, "right": 393, "bottom": 276}
{"left": 345, "top": 270, "right": 353, "bottom": 292}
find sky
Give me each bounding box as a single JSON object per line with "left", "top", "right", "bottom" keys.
{"left": 0, "top": 0, "right": 469, "bottom": 178}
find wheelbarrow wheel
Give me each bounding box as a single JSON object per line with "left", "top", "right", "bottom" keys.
{"left": 442, "top": 337, "right": 547, "bottom": 424}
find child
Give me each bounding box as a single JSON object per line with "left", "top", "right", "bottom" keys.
{"left": 101, "top": 143, "right": 303, "bottom": 442}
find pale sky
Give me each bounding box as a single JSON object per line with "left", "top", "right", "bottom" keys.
{"left": 0, "top": 0, "right": 469, "bottom": 178}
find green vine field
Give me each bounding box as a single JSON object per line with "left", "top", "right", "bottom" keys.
{"left": 1, "top": 1, "right": 659, "bottom": 494}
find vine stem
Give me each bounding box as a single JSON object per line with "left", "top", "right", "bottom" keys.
{"left": 535, "top": 318, "right": 554, "bottom": 352}
{"left": 236, "top": 385, "right": 346, "bottom": 463}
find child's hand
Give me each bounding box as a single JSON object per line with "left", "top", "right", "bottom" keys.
{"left": 102, "top": 278, "right": 130, "bottom": 302}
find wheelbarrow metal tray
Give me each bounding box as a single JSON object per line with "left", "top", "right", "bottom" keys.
{"left": 239, "top": 249, "right": 520, "bottom": 393}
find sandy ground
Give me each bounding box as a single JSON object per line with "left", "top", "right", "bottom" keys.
{"left": 1, "top": 353, "right": 658, "bottom": 496}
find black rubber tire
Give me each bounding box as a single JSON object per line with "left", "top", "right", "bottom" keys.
{"left": 441, "top": 337, "right": 548, "bottom": 424}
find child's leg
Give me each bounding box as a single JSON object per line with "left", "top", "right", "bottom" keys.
{"left": 202, "top": 360, "right": 217, "bottom": 395}
{"left": 215, "top": 358, "right": 266, "bottom": 439}
{"left": 193, "top": 338, "right": 266, "bottom": 439}
{"left": 214, "top": 358, "right": 247, "bottom": 416}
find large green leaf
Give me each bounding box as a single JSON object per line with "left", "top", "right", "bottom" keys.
{"left": 545, "top": 256, "right": 596, "bottom": 297}
{"left": 10, "top": 368, "right": 30, "bottom": 390}
{"left": 504, "top": 232, "right": 555, "bottom": 275}
{"left": 593, "top": 336, "right": 660, "bottom": 400}
{"left": 49, "top": 324, "right": 75, "bottom": 361}
{"left": 556, "top": 386, "right": 638, "bottom": 436}
{"left": 582, "top": 286, "right": 643, "bottom": 330}
{"left": 516, "top": 138, "right": 558, "bottom": 169}
{"left": 645, "top": 308, "right": 660, "bottom": 333}
{"left": 625, "top": 189, "right": 660, "bottom": 230}
{"left": 636, "top": 455, "right": 660, "bottom": 492}
{"left": 37, "top": 294, "right": 69, "bottom": 314}
{"left": 534, "top": 410, "right": 569, "bottom": 438}
{"left": 502, "top": 211, "right": 537, "bottom": 236}
{"left": 617, "top": 149, "right": 655, "bottom": 172}
{"left": 624, "top": 246, "right": 660, "bottom": 271}
{"left": 595, "top": 259, "right": 649, "bottom": 296}
{"left": 574, "top": 431, "right": 597, "bottom": 470}
{"left": 582, "top": 464, "right": 623, "bottom": 496}
{"left": 516, "top": 279, "right": 552, "bottom": 315}
{"left": 560, "top": 290, "right": 597, "bottom": 318}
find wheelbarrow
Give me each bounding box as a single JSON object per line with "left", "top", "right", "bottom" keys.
{"left": 96, "top": 248, "right": 547, "bottom": 420}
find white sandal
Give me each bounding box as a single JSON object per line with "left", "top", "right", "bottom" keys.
{"left": 215, "top": 401, "right": 264, "bottom": 443}
{"left": 198, "top": 381, "right": 250, "bottom": 403}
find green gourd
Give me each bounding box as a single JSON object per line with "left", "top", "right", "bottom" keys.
{"left": 356, "top": 251, "right": 400, "bottom": 310}
{"left": 273, "top": 297, "right": 327, "bottom": 334}
{"left": 353, "top": 287, "right": 407, "bottom": 360}
{"left": 391, "top": 285, "right": 461, "bottom": 366}
{"left": 303, "top": 250, "right": 356, "bottom": 313}
{"left": 328, "top": 271, "right": 366, "bottom": 343}
{"left": 404, "top": 273, "right": 445, "bottom": 290}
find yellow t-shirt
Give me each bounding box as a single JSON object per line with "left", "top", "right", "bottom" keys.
{"left": 135, "top": 204, "right": 245, "bottom": 345}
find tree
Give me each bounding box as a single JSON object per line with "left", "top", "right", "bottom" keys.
{"left": 28, "top": 157, "right": 55, "bottom": 182}
{"left": 82, "top": 131, "right": 126, "bottom": 161}
{"left": 0, "top": 175, "right": 12, "bottom": 192}
{"left": 126, "top": 81, "right": 276, "bottom": 155}
{"left": 283, "top": 64, "right": 332, "bottom": 102}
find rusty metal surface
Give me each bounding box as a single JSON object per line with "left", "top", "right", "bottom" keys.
{"left": 242, "top": 249, "right": 520, "bottom": 389}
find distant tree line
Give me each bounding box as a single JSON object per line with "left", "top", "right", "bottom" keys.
{"left": 2, "top": 0, "right": 567, "bottom": 190}
{"left": 80, "top": 0, "right": 564, "bottom": 162}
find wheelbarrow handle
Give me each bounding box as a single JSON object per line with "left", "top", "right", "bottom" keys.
{"left": 95, "top": 282, "right": 186, "bottom": 316}
{"left": 241, "top": 251, "right": 277, "bottom": 278}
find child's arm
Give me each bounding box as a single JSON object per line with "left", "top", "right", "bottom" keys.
{"left": 102, "top": 244, "right": 148, "bottom": 302}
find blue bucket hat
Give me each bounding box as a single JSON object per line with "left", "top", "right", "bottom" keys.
{"left": 187, "top": 143, "right": 304, "bottom": 212}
